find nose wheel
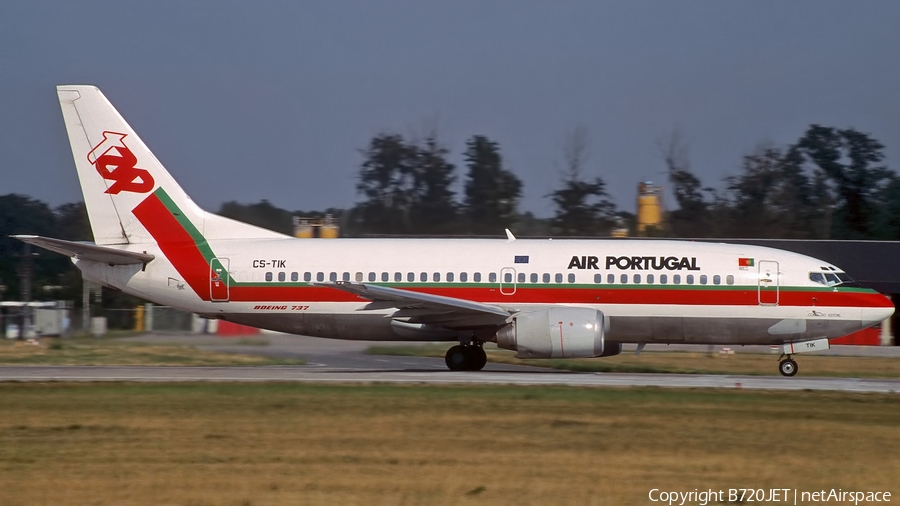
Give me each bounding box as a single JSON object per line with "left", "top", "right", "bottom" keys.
{"left": 445, "top": 344, "right": 487, "bottom": 371}
{"left": 778, "top": 356, "right": 798, "bottom": 377}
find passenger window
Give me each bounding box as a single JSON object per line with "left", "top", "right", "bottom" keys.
{"left": 460, "top": 272, "right": 468, "bottom": 282}
{"left": 700, "top": 275, "right": 707, "bottom": 285}
{"left": 291, "top": 272, "right": 298, "bottom": 282}
{"left": 329, "top": 272, "right": 337, "bottom": 282}
{"left": 634, "top": 274, "right": 641, "bottom": 284}
{"left": 447, "top": 272, "right": 454, "bottom": 282}
{"left": 489, "top": 272, "right": 497, "bottom": 283}
{"left": 304, "top": 272, "right": 311, "bottom": 282}
{"left": 433, "top": 272, "right": 441, "bottom": 282}
{"left": 687, "top": 275, "right": 694, "bottom": 285}
{"left": 726, "top": 275, "right": 734, "bottom": 285}
{"left": 594, "top": 273, "right": 602, "bottom": 283}
{"left": 531, "top": 273, "right": 538, "bottom": 283}
{"left": 518, "top": 273, "right": 526, "bottom": 283}
{"left": 713, "top": 275, "right": 721, "bottom": 285}
{"left": 342, "top": 272, "right": 350, "bottom": 282}
{"left": 355, "top": 272, "right": 363, "bottom": 282}
{"left": 394, "top": 272, "right": 401, "bottom": 282}
{"left": 317, "top": 272, "right": 324, "bottom": 282}
{"left": 368, "top": 272, "right": 376, "bottom": 282}
{"left": 265, "top": 272, "right": 273, "bottom": 282}
{"left": 555, "top": 273, "right": 563, "bottom": 283}
{"left": 607, "top": 273, "right": 615, "bottom": 284}
{"left": 420, "top": 272, "right": 427, "bottom": 282}
{"left": 620, "top": 274, "right": 628, "bottom": 284}
{"left": 278, "top": 272, "right": 286, "bottom": 282}
{"left": 503, "top": 272, "right": 512, "bottom": 283}
{"left": 673, "top": 275, "right": 681, "bottom": 285}
{"left": 543, "top": 273, "right": 551, "bottom": 283}
{"left": 474, "top": 273, "right": 482, "bottom": 282}
{"left": 381, "top": 272, "right": 389, "bottom": 282}
{"left": 647, "top": 274, "right": 654, "bottom": 284}
{"left": 660, "top": 274, "right": 668, "bottom": 284}
{"left": 568, "top": 273, "right": 575, "bottom": 283}
{"left": 407, "top": 272, "right": 415, "bottom": 282}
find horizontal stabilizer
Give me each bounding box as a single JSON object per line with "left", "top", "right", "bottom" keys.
{"left": 12, "top": 235, "right": 154, "bottom": 265}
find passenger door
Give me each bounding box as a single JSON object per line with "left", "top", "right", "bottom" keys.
{"left": 210, "top": 257, "right": 230, "bottom": 302}
{"left": 758, "top": 260, "right": 779, "bottom": 306}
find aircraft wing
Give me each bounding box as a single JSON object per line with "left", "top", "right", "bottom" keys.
{"left": 12, "top": 235, "right": 154, "bottom": 265}
{"left": 317, "top": 281, "right": 511, "bottom": 321}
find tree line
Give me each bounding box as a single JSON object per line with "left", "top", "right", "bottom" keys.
{"left": 664, "top": 125, "right": 898, "bottom": 240}
{"left": 0, "top": 123, "right": 895, "bottom": 302}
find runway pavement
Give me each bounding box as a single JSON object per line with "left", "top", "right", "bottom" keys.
{"left": 1, "top": 333, "right": 898, "bottom": 393}
{"left": 1, "top": 364, "right": 899, "bottom": 392}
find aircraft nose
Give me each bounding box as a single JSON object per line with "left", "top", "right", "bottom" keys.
{"left": 861, "top": 296, "right": 895, "bottom": 326}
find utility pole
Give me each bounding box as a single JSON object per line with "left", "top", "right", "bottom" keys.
{"left": 82, "top": 278, "right": 91, "bottom": 332}
{"left": 16, "top": 243, "right": 37, "bottom": 339}
{"left": 0, "top": 277, "right": 6, "bottom": 337}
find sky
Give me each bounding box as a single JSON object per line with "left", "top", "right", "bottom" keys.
{"left": 1, "top": 1, "right": 898, "bottom": 218}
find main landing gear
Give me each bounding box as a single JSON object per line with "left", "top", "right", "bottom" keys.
{"left": 778, "top": 356, "right": 798, "bottom": 377}
{"left": 445, "top": 343, "right": 487, "bottom": 371}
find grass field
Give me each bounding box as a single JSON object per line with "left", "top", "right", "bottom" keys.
{"left": 1, "top": 383, "right": 898, "bottom": 505}
{"left": 368, "top": 343, "right": 900, "bottom": 377}
{"left": 0, "top": 336, "right": 304, "bottom": 366}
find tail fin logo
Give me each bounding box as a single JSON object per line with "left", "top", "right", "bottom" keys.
{"left": 87, "top": 131, "right": 155, "bottom": 194}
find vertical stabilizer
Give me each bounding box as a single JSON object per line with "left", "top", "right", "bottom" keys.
{"left": 57, "top": 85, "right": 286, "bottom": 245}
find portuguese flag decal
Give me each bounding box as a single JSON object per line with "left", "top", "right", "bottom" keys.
{"left": 738, "top": 257, "right": 755, "bottom": 267}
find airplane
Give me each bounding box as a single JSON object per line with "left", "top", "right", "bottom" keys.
{"left": 14, "top": 85, "right": 895, "bottom": 376}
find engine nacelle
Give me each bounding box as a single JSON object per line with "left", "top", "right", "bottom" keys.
{"left": 495, "top": 307, "right": 608, "bottom": 359}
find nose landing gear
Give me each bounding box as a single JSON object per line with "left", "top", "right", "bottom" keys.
{"left": 445, "top": 343, "right": 488, "bottom": 371}
{"left": 778, "top": 356, "right": 798, "bottom": 377}
{"left": 776, "top": 338, "right": 830, "bottom": 377}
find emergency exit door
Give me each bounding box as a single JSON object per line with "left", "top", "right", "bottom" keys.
{"left": 500, "top": 267, "right": 517, "bottom": 295}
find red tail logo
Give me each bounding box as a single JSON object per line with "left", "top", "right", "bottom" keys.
{"left": 87, "top": 131, "right": 155, "bottom": 194}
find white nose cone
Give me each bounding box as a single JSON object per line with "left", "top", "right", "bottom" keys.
{"left": 861, "top": 306, "right": 894, "bottom": 327}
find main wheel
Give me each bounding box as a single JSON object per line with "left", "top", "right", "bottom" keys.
{"left": 468, "top": 346, "right": 487, "bottom": 371}
{"left": 779, "top": 359, "right": 798, "bottom": 377}
{"left": 445, "top": 345, "right": 471, "bottom": 371}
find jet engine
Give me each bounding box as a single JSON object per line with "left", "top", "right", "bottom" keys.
{"left": 495, "top": 307, "right": 619, "bottom": 358}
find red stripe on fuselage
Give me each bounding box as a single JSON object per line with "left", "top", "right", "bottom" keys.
{"left": 226, "top": 284, "right": 891, "bottom": 308}
{"left": 132, "top": 193, "right": 210, "bottom": 298}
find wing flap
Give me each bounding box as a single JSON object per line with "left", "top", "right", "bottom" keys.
{"left": 317, "top": 282, "right": 511, "bottom": 320}
{"left": 13, "top": 235, "right": 154, "bottom": 265}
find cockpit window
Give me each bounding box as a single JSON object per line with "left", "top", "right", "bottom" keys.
{"left": 836, "top": 272, "right": 854, "bottom": 283}
{"left": 810, "top": 271, "right": 853, "bottom": 286}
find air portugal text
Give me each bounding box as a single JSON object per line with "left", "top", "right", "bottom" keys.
{"left": 568, "top": 255, "right": 700, "bottom": 271}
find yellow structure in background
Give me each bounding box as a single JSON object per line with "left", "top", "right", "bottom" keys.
{"left": 610, "top": 219, "right": 629, "bottom": 238}
{"left": 294, "top": 214, "right": 339, "bottom": 238}
{"left": 637, "top": 182, "right": 664, "bottom": 235}
{"left": 134, "top": 305, "right": 144, "bottom": 332}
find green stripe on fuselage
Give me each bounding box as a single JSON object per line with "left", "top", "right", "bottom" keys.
{"left": 152, "top": 187, "right": 233, "bottom": 283}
